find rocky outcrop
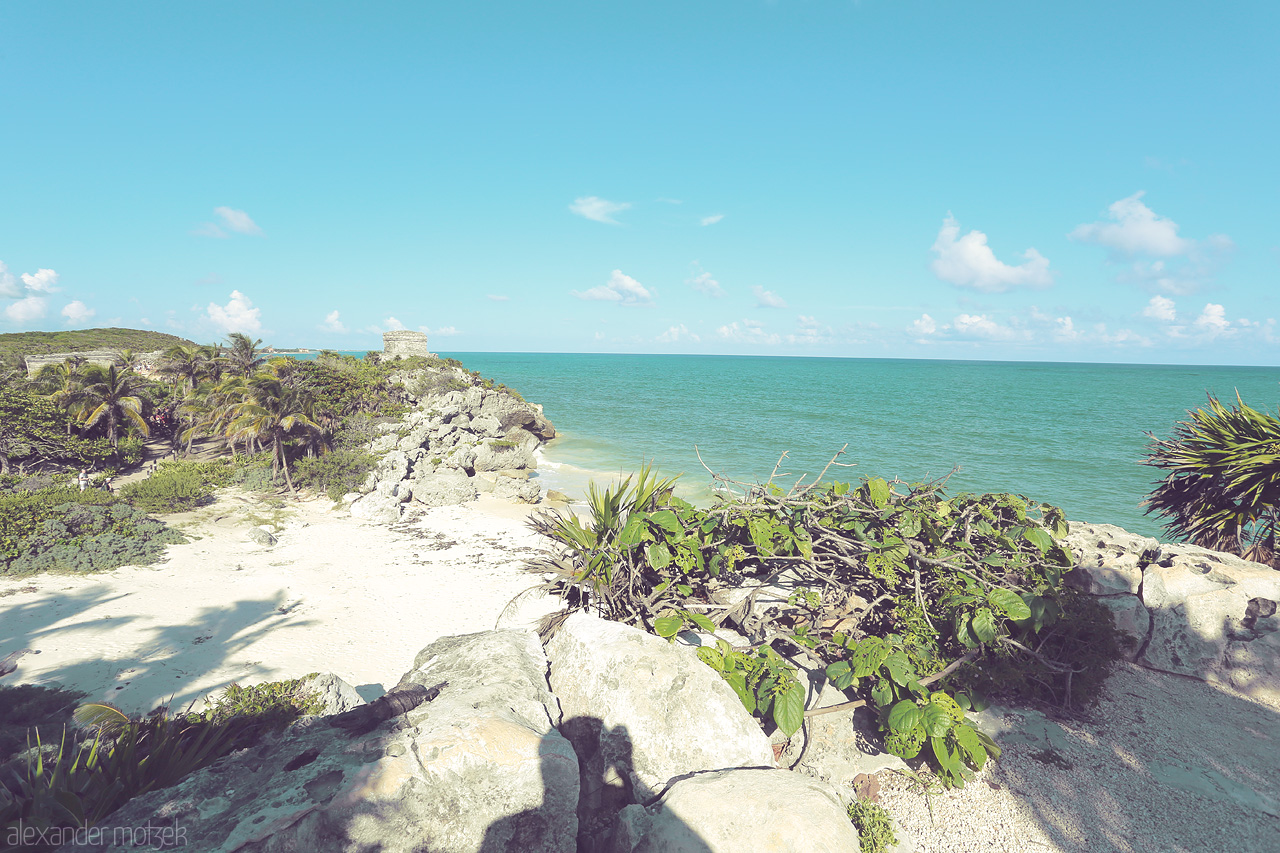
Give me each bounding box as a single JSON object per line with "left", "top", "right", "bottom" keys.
{"left": 546, "top": 612, "right": 775, "bottom": 826}
{"left": 1065, "top": 522, "right": 1280, "bottom": 704}
{"left": 354, "top": 376, "right": 556, "bottom": 519}
{"left": 605, "top": 769, "right": 862, "bottom": 853}
{"left": 72, "top": 631, "right": 577, "bottom": 853}
{"left": 72, "top": 625, "right": 870, "bottom": 853}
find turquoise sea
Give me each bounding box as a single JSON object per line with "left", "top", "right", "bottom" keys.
{"left": 435, "top": 353, "right": 1280, "bottom": 541}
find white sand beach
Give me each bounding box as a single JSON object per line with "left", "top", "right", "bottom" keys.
{"left": 0, "top": 490, "right": 563, "bottom": 713}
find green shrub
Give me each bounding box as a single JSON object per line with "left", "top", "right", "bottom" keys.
{"left": 0, "top": 487, "right": 184, "bottom": 575}
{"left": 188, "top": 675, "right": 324, "bottom": 731}
{"left": 292, "top": 449, "right": 376, "bottom": 501}
{"left": 532, "top": 468, "right": 1124, "bottom": 789}
{"left": 231, "top": 460, "right": 277, "bottom": 492}
{"left": 847, "top": 799, "right": 898, "bottom": 853}
{"left": 119, "top": 468, "right": 214, "bottom": 514}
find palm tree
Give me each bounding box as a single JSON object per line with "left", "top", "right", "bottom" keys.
{"left": 223, "top": 333, "right": 266, "bottom": 377}
{"left": 1144, "top": 393, "right": 1280, "bottom": 567}
{"left": 78, "top": 365, "right": 150, "bottom": 450}
{"left": 160, "top": 345, "right": 203, "bottom": 392}
{"left": 35, "top": 359, "right": 88, "bottom": 433}
{"left": 226, "top": 375, "right": 318, "bottom": 492}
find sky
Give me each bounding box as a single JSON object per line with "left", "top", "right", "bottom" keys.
{"left": 1, "top": 1, "right": 1278, "bottom": 364}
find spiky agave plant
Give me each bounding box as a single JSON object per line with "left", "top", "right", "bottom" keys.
{"left": 1143, "top": 393, "right": 1280, "bottom": 567}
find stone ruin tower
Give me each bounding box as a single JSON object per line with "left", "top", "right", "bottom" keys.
{"left": 382, "top": 330, "right": 436, "bottom": 359}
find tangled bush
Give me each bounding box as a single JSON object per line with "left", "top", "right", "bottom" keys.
{"left": 118, "top": 458, "right": 234, "bottom": 514}
{"left": 530, "top": 463, "right": 1125, "bottom": 788}
{"left": 0, "top": 486, "right": 184, "bottom": 575}
{"left": 292, "top": 449, "right": 376, "bottom": 501}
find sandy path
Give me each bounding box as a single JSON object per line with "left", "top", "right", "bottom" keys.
{"left": 0, "top": 491, "right": 562, "bottom": 712}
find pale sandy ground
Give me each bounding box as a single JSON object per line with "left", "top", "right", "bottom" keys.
{"left": 2, "top": 492, "right": 1278, "bottom": 852}
{"left": 0, "top": 489, "right": 563, "bottom": 713}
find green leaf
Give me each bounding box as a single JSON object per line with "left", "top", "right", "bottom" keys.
{"left": 883, "top": 651, "right": 917, "bottom": 686}
{"left": 871, "top": 679, "right": 895, "bottom": 708}
{"left": 676, "top": 583, "right": 693, "bottom": 596}
{"left": 851, "top": 637, "right": 890, "bottom": 678}
{"left": 887, "top": 699, "right": 922, "bottom": 734}
{"left": 725, "top": 670, "right": 754, "bottom": 712}
{"left": 953, "top": 724, "right": 988, "bottom": 768}
{"left": 617, "top": 513, "right": 646, "bottom": 547}
{"left": 684, "top": 610, "right": 717, "bottom": 632}
{"left": 647, "top": 542, "right": 672, "bottom": 570}
{"left": 773, "top": 682, "right": 806, "bottom": 737}
{"left": 971, "top": 609, "right": 998, "bottom": 645}
{"left": 921, "top": 702, "right": 954, "bottom": 738}
{"left": 954, "top": 692, "right": 972, "bottom": 711}
{"left": 653, "top": 615, "right": 683, "bottom": 638}
{"left": 930, "top": 735, "right": 961, "bottom": 771}
{"left": 825, "top": 660, "right": 854, "bottom": 690}
{"left": 866, "top": 477, "right": 891, "bottom": 509}
{"left": 1023, "top": 526, "right": 1054, "bottom": 553}
{"left": 988, "top": 588, "right": 1032, "bottom": 621}
{"left": 649, "top": 509, "right": 683, "bottom": 536}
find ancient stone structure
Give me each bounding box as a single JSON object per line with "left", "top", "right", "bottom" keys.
{"left": 23, "top": 350, "right": 122, "bottom": 377}
{"left": 382, "top": 330, "right": 435, "bottom": 359}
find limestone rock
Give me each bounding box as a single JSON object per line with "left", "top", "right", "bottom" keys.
{"left": 494, "top": 473, "right": 541, "bottom": 503}
{"left": 779, "top": 682, "right": 908, "bottom": 790}
{"left": 603, "top": 769, "right": 860, "bottom": 853}
{"left": 480, "top": 391, "right": 556, "bottom": 440}
{"left": 473, "top": 439, "right": 536, "bottom": 473}
{"left": 472, "top": 414, "right": 503, "bottom": 437}
{"left": 301, "top": 673, "right": 366, "bottom": 716}
{"left": 1096, "top": 595, "right": 1151, "bottom": 658}
{"left": 246, "top": 526, "right": 277, "bottom": 547}
{"left": 349, "top": 492, "right": 403, "bottom": 523}
{"left": 373, "top": 449, "right": 410, "bottom": 485}
{"left": 1063, "top": 522, "right": 1158, "bottom": 596}
{"left": 546, "top": 612, "right": 774, "bottom": 808}
{"left": 409, "top": 473, "right": 478, "bottom": 508}
{"left": 72, "top": 631, "right": 577, "bottom": 853}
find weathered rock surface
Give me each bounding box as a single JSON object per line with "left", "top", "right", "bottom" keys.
{"left": 546, "top": 612, "right": 774, "bottom": 810}
{"left": 778, "top": 681, "right": 908, "bottom": 791}
{"left": 349, "top": 492, "right": 403, "bottom": 523}
{"left": 409, "top": 473, "right": 478, "bottom": 508}
{"left": 603, "top": 769, "right": 861, "bottom": 853}
{"left": 1065, "top": 521, "right": 1280, "bottom": 704}
{"left": 301, "top": 672, "right": 367, "bottom": 716}
{"left": 246, "top": 526, "right": 277, "bottom": 547}
{"left": 71, "top": 631, "right": 577, "bottom": 853}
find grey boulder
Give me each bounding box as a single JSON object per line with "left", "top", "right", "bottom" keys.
{"left": 603, "top": 769, "right": 861, "bottom": 853}
{"left": 546, "top": 612, "right": 774, "bottom": 808}
{"left": 409, "top": 473, "right": 479, "bottom": 507}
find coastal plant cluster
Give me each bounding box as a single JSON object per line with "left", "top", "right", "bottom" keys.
{"left": 0, "top": 480, "right": 185, "bottom": 576}
{"left": 0, "top": 678, "right": 324, "bottom": 847}
{"left": 530, "top": 461, "right": 1125, "bottom": 788}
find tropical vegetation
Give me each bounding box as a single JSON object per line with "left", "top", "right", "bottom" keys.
{"left": 1144, "top": 393, "right": 1280, "bottom": 568}
{"left": 529, "top": 462, "right": 1125, "bottom": 788}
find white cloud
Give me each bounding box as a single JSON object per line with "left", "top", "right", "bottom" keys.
{"left": 0, "top": 261, "right": 19, "bottom": 298}
{"left": 487, "top": 294, "right": 510, "bottom": 302}
{"left": 1069, "top": 192, "right": 1190, "bottom": 256}
{"left": 687, "top": 263, "right": 725, "bottom": 298}
{"left": 21, "top": 269, "right": 59, "bottom": 292}
{"left": 952, "top": 313, "right": 1024, "bottom": 341}
{"left": 61, "top": 300, "right": 95, "bottom": 325}
{"left": 656, "top": 324, "right": 700, "bottom": 343}
{"left": 194, "top": 207, "right": 263, "bottom": 238}
{"left": 384, "top": 316, "right": 406, "bottom": 331}
{"left": 321, "top": 310, "right": 347, "bottom": 333}
{"left": 700, "top": 214, "right": 724, "bottom": 226}
{"left": 930, "top": 215, "right": 1053, "bottom": 292}
{"left": 912, "top": 314, "right": 938, "bottom": 336}
{"left": 569, "top": 196, "right": 631, "bottom": 225}
{"left": 1194, "top": 303, "right": 1230, "bottom": 337}
{"left": 593, "top": 331, "right": 606, "bottom": 341}
{"left": 573, "top": 269, "right": 653, "bottom": 304}
{"left": 717, "top": 319, "right": 780, "bottom": 345}
{"left": 1143, "top": 295, "right": 1177, "bottom": 322}
{"left": 421, "top": 325, "right": 460, "bottom": 336}
{"left": 205, "top": 290, "right": 262, "bottom": 334}
{"left": 751, "top": 285, "right": 787, "bottom": 309}
{"left": 786, "top": 315, "right": 831, "bottom": 345}
{"left": 1053, "top": 316, "right": 1080, "bottom": 341}
{"left": 4, "top": 295, "right": 47, "bottom": 323}
{"left": 214, "top": 206, "right": 263, "bottom": 236}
